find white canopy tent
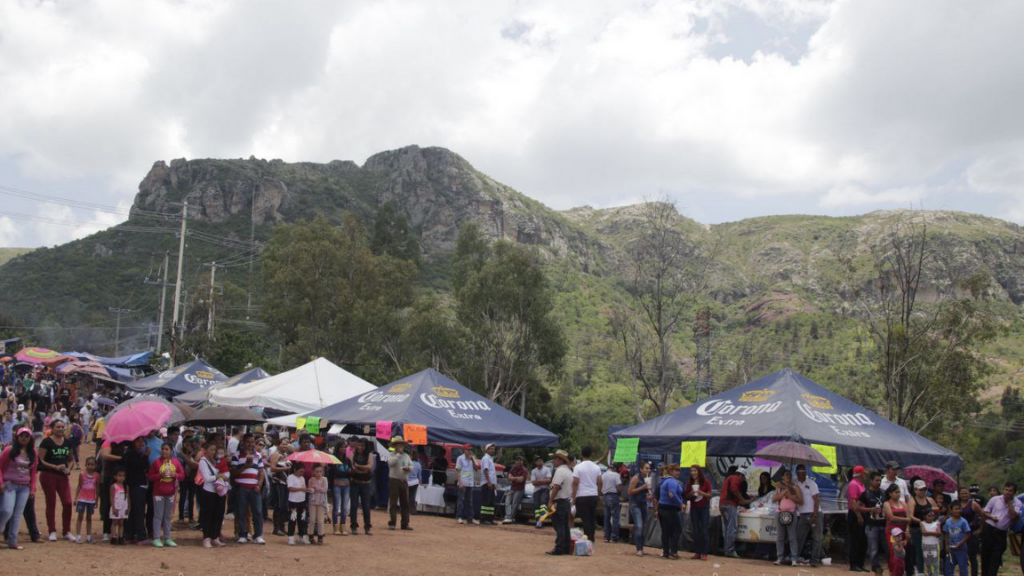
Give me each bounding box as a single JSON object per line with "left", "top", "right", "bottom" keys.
{"left": 208, "top": 357, "right": 374, "bottom": 414}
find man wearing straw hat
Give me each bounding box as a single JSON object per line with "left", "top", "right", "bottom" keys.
{"left": 387, "top": 436, "right": 413, "bottom": 531}
{"left": 546, "top": 449, "right": 574, "bottom": 556}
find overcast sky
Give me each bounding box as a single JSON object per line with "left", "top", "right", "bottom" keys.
{"left": 1, "top": 0, "right": 1023, "bottom": 248}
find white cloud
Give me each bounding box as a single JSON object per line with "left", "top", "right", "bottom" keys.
{"left": 0, "top": 216, "right": 17, "bottom": 246}
{"left": 1, "top": 0, "right": 1024, "bottom": 246}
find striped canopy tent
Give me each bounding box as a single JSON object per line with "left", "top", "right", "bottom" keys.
{"left": 56, "top": 360, "right": 114, "bottom": 379}
{"left": 15, "top": 347, "right": 73, "bottom": 366}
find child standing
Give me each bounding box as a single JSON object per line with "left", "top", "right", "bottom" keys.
{"left": 147, "top": 443, "right": 184, "bottom": 548}
{"left": 286, "top": 465, "right": 309, "bottom": 545}
{"left": 74, "top": 456, "right": 99, "bottom": 543}
{"left": 943, "top": 502, "right": 972, "bottom": 576}
{"left": 109, "top": 468, "right": 128, "bottom": 545}
{"left": 920, "top": 509, "right": 941, "bottom": 576}
{"left": 890, "top": 527, "right": 907, "bottom": 576}
{"left": 307, "top": 464, "right": 328, "bottom": 545}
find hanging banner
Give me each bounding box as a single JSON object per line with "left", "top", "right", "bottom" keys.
{"left": 305, "top": 417, "right": 321, "bottom": 435}
{"left": 811, "top": 443, "right": 838, "bottom": 474}
{"left": 375, "top": 421, "right": 393, "bottom": 441}
{"left": 613, "top": 438, "right": 639, "bottom": 463}
{"left": 405, "top": 423, "right": 427, "bottom": 445}
{"left": 295, "top": 416, "right": 307, "bottom": 431}
{"left": 679, "top": 440, "right": 707, "bottom": 468}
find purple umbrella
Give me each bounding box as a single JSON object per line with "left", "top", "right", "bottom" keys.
{"left": 753, "top": 441, "right": 830, "bottom": 469}
{"left": 903, "top": 465, "right": 957, "bottom": 493}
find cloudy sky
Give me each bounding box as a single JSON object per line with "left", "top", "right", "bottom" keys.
{"left": 1, "top": 0, "right": 1022, "bottom": 248}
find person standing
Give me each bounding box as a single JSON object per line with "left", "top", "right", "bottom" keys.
{"left": 348, "top": 438, "right": 374, "bottom": 535}
{"left": 329, "top": 443, "right": 351, "bottom": 535}
{"left": 885, "top": 484, "right": 914, "bottom": 576}
{"left": 146, "top": 443, "right": 184, "bottom": 547}
{"left": 655, "top": 464, "right": 684, "bottom": 559}
{"left": 571, "top": 445, "right": 602, "bottom": 543}
{"left": 600, "top": 461, "right": 622, "bottom": 543}
{"left": 794, "top": 464, "right": 821, "bottom": 567}
{"left": 530, "top": 456, "right": 552, "bottom": 528}
{"left": 719, "top": 465, "right": 751, "bottom": 558}
{"left": 772, "top": 467, "right": 803, "bottom": 566}
{"left": 123, "top": 436, "right": 151, "bottom": 544}
{"left": 684, "top": 464, "right": 712, "bottom": 560}
{"left": 979, "top": 482, "right": 1020, "bottom": 576}
{"left": 881, "top": 461, "right": 911, "bottom": 506}
{"left": 231, "top": 433, "right": 266, "bottom": 544}
{"left": 503, "top": 455, "right": 528, "bottom": 525}
{"left": 37, "top": 418, "right": 75, "bottom": 542}
{"left": 269, "top": 438, "right": 293, "bottom": 536}
{"left": 0, "top": 427, "right": 38, "bottom": 550}
{"left": 197, "top": 440, "right": 228, "bottom": 548}
{"left": 847, "top": 466, "right": 869, "bottom": 572}
{"left": 628, "top": 462, "right": 652, "bottom": 557}
{"left": 944, "top": 501, "right": 972, "bottom": 576}
{"left": 408, "top": 451, "right": 422, "bottom": 515}
{"left": 910, "top": 479, "right": 938, "bottom": 575}
{"left": 920, "top": 509, "right": 942, "bottom": 576}
{"left": 386, "top": 436, "right": 412, "bottom": 531}
{"left": 479, "top": 443, "right": 497, "bottom": 524}
{"left": 307, "top": 464, "right": 328, "bottom": 545}
{"left": 455, "top": 445, "right": 476, "bottom": 525}
{"left": 954, "top": 486, "right": 983, "bottom": 576}
{"left": 860, "top": 471, "right": 888, "bottom": 576}
{"left": 286, "top": 464, "right": 309, "bottom": 545}
{"left": 545, "top": 450, "right": 573, "bottom": 556}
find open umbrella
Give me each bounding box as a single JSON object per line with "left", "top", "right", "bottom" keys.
{"left": 753, "top": 441, "right": 830, "bottom": 469}
{"left": 15, "top": 347, "right": 72, "bottom": 366}
{"left": 903, "top": 465, "right": 957, "bottom": 493}
{"left": 95, "top": 397, "right": 116, "bottom": 407}
{"left": 104, "top": 402, "right": 172, "bottom": 443}
{"left": 57, "top": 360, "right": 113, "bottom": 379}
{"left": 109, "top": 395, "right": 188, "bottom": 424}
{"left": 286, "top": 450, "right": 341, "bottom": 466}
{"left": 0, "top": 356, "right": 12, "bottom": 363}
{"left": 186, "top": 406, "right": 266, "bottom": 427}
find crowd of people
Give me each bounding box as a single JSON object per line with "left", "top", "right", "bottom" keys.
{"left": 2, "top": 362, "right": 1023, "bottom": 576}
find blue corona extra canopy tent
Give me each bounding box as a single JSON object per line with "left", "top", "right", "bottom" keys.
{"left": 304, "top": 368, "right": 559, "bottom": 447}
{"left": 611, "top": 368, "right": 962, "bottom": 473}
{"left": 64, "top": 350, "right": 154, "bottom": 367}
{"left": 175, "top": 367, "right": 271, "bottom": 406}
{"left": 123, "top": 359, "right": 228, "bottom": 398}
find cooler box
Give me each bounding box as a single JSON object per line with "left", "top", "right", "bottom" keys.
{"left": 736, "top": 513, "right": 777, "bottom": 543}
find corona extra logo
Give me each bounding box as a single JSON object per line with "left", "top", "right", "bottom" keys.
{"left": 431, "top": 386, "right": 460, "bottom": 399}
{"left": 800, "top": 394, "right": 833, "bottom": 410}
{"left": 389, "top": 383, "right": 411, "bottom": 394}
{"left": 739, "top": 389, "right": 776, "bottom": 403}
{"left": 195, "top": 370, "right": 215, "bottom": 380}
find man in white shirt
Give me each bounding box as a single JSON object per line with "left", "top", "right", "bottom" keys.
{"left": 795, "top": 464, "right": 821, "bottom": 567}
{"left": 545, "top": 450, "right": 574, "bottom": 556}
{"left": 530, "top": 456, "right": 552, "bottom": 528}
{"left": 479, "top": 444, "right": 497, "bottom": 524}
{"left": 600, "top": 464, "right": 623, "bottom": 543}
{"left": 880, "top": 461, "right": 911, "bottom": 506}
{"left": 572, "top": 445, "right": 602, "bottom": 542}
{"left": 455, "top": 446, "right": 477, "bottom": 525}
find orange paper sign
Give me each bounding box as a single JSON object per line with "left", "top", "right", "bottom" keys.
{"left": 405, "top": 424, "right": 427, "bottom": 445}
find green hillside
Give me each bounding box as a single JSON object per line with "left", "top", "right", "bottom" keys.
{"left": 0, "top": 247, "right": 33, "bottom": 266}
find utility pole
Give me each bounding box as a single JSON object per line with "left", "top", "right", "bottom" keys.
{"left": 108, "top": 307, "right": 138, "bottom": 357}
{"left": 247, "top": 187, "right": 257, "bottom": 315}
{"left": 207, "top": 262, "right": 217, "bottom": 337}
{"left": 169, "top": 202, "right": 188, "bottom": 367}
{"left": 145, "top": 251, "right": 171, "bottom": 355}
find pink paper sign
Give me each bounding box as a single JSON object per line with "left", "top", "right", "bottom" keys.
{"left": 753, "top": 439, "right": 782, "bottom": 467}
{"left": 375, "top": 421, "right": 393, "bottom": 440}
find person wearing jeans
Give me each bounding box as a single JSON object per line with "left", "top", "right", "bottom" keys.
{"left": 503, "top": 456, "right": 527, "bottom": 525}
{"left": 455, "top": 447, "right": 476, "bottom": 524}
{"left": 348, "top": 439, "right": 374, "bottom": 534}
{"left": 600, "top": 463, "right": 622, "bottom": 542}
{"left": 627, "top": 462, "right": 652, "bottom": 556}
{"left": 719, "top": 465, "right": 750, "bottom": 558}
{"left": 0, "top": 427, "right": 38, "bottom": 549}
{"left": 231, "top": 434, "right": 266, "bottom": 544}
{"left": 329, "top": 445, "right": 351, "bottom": 535}
{"left": 685, "top": 465, "right": 713, "bottom": 559}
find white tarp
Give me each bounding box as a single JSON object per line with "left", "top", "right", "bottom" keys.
{"left": 208, "top": 357, "right": 374, "bottom": 414}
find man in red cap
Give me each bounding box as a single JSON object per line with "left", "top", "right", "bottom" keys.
{"left": 846, "top": 465, "right": 869, "bottom": 572}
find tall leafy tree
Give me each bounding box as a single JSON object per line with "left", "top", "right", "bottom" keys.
{"left": 372, "top": 202, "right": 420, "bottom": 265}
{"left": 451, "top": 223, "right": 566, "bottom": 409}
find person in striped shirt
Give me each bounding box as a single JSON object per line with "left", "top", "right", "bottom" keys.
{"left": 231, "top": 433, "right": 266, "bottom": 544}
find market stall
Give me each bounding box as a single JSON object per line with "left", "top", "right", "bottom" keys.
{"left": 122, "top": 359, "right": 229, "bottom": 398}
{"left": 208, "top": 357, "right": 373, "bottom": 414}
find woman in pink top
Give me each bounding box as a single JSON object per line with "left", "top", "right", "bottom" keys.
{"left": 0, "top": 427, "right": 39, "bottom": 549}
{"left": 146, "top": 443, "right": 184, "bottom": 548}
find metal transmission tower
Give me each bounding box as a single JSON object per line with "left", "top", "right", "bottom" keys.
{"left": 693, "top": 308, "right": 713, "bottom": 400}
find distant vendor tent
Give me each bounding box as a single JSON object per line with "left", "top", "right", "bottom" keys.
{"left": 122, "top": 358, "right": 228, "bottom": 398}
{"left": 175, "top": 366, "right": 270, "bottom": 406}
{"left": 303, "top": 368, "right": 559, "bottom": 447}
{"left": 207, "top": 357, "right": 374, "bottom": 414}
{"left": 611, "top": 368, "right": 962, "bottom": 473}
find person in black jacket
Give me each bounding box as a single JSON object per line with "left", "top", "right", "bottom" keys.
{"left": 123, "top": 436, "right": 151, "bottom": 543}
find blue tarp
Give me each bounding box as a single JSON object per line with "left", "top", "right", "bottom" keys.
{"left": 304, "top": 368, "right": 559, "bottom": 447}
{"left": 64, "top": 350, "right": 154, "bottom": 367}
{"left": 174, "top": 366, "right": 270, "bottom": 406}
{"left": 122, "top": 359, "right": 228, "bottom": 398}
{"left": 611, "top": 368, "right": 962, "bottom": 473}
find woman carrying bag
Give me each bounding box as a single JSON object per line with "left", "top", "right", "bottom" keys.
{"left": 772, "top": 468, "right": 803, "bottom": 566}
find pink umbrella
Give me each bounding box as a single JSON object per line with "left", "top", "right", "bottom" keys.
{"left": 103, "top": 401, "right": 173, "bottom": 443}
{"left": 903, "top": 465, "right": 957, "bottom": 493}
{"left": 286, "top": 450, "right": 341, "bottom": 466}
{"left": 15, "top": 347, "right": 73, "bottom": 366}
{"left": 57, "top": 360, "right": 112, "bottom": 378}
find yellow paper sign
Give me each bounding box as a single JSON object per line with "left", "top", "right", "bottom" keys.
{"left": 405, "top": 424, "right": 427, "bottom": 445}
{"left": 295, "top": 416, "right": 307, "bottom": 430}
{"left": 811, "top": 443, "right": 838, "bottom": 474}
{"left": 679, "top": 440, "right": 707, "bottom": 468}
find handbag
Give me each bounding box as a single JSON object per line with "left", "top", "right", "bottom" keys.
{"left": 778, "top": 511, "right": 795, "bottom": 526}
